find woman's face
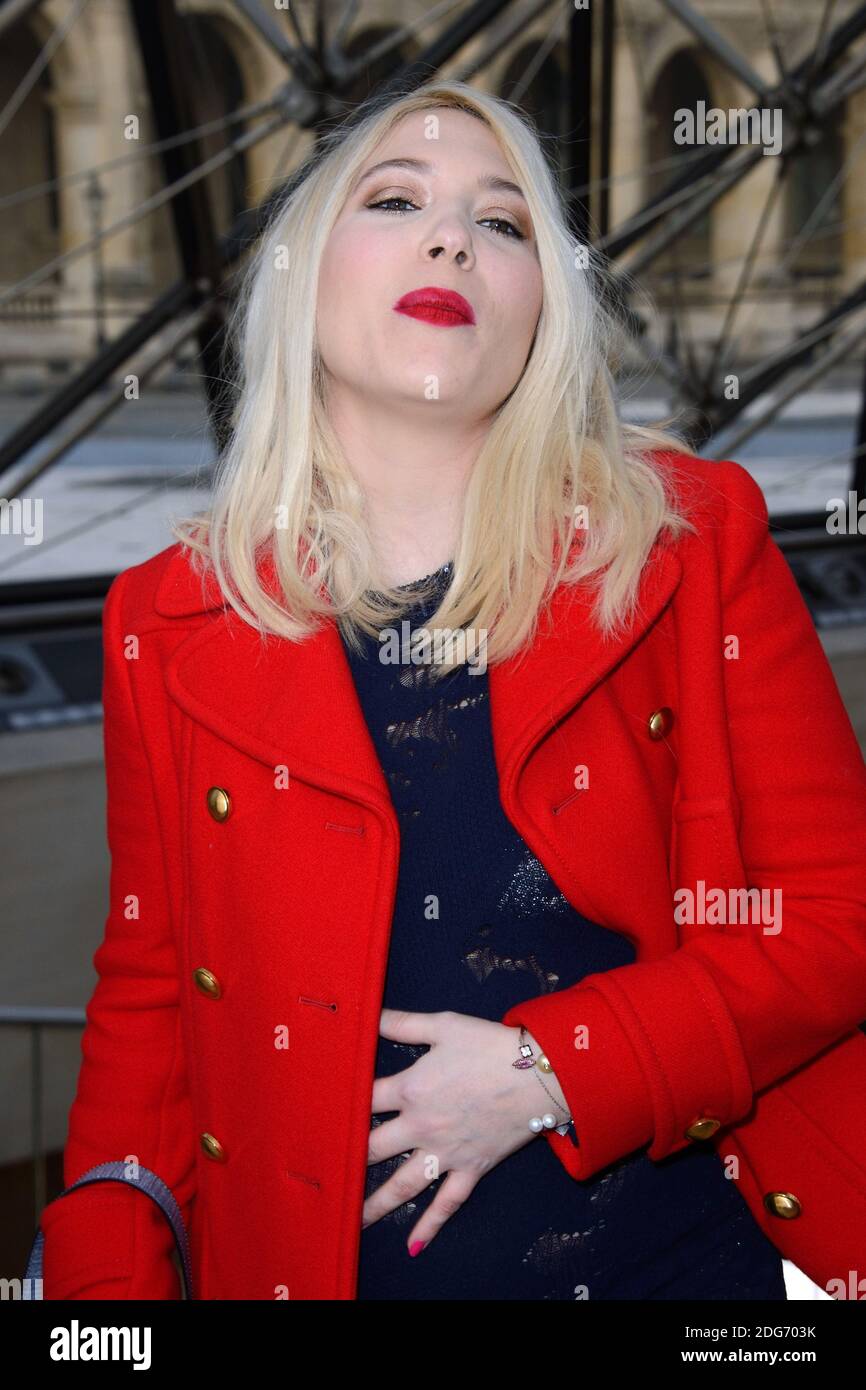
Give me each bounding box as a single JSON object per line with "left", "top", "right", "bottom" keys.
{"left": 316, "top": 108, "right": 543, "bottom": 421}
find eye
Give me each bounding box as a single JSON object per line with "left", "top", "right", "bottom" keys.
{"left": 365, "top": 197, "right": 526, "bottom": 240}
{"left": 478, "top": 216, "right": 525, "bottom": 241}
{"left": 366, "top": 195, "right": 419, "bottom": 214}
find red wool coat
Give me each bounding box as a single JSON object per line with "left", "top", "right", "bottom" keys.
{"left": 41, "top": 451, "right": 866, "bottom": 1300}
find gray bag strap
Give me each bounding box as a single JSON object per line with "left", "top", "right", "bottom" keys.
{"left": 23, "top": 1161, "right": 194, "bottom": 1300}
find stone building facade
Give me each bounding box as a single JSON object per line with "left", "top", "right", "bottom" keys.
{"left": 1, "top": 0, "right": 863, "bottom": 381}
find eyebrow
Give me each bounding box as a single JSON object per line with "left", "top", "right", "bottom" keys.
{"left": 351, "top": 156, "right": 527, "bottom": 202}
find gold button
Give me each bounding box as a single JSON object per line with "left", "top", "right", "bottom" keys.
{"left": 647, "top": 707, "right": 674, "bottom": 740}
{"left": 763, "top": 1191, "right": 802, "bottom": 1219}
{"left": 207, "top": 786, "right": 231, "bottom": 821}
{"left": 685, "top": 1116, "right": 721, "bottom": 1140}
{"left": 200, "top": 1132, "right": 227, "bottom": 1162}
{"left": 193, "top": 967, "right": 221, "bottom": 999}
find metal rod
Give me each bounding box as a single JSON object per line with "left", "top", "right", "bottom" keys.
{"left": 708, "top": 314, "right": 866, "bottom": 456}
{"left": 0, "top": 0, "right": 47, "bottom": 41}
{"left": 598, "top": 0, "right": 615, "bottom": 239}
{"left": 2, "top": 307, "right": 208, "bottom": 502}
{"left": 30, "top": 1024, "right": 45, "bottom": 1224}
{"left": 450, "top": 0, "right": 558, "bottom": 84}
{"left": 233, "top": 0, "right": 320, "bottom": 83}
{"left": 0, "top": 279, "right": 195, "bottom": 483}
{"left": 569, "top": 0, "right": 592, "bottom": 245}
{"left": 656, "top": 0, "right": 770, "bottom": 98}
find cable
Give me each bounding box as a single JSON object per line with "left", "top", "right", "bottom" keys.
{"left": 758, "top": 439, "right": 866, "bottom": 495}
{"left": 0, "top": 105, "right": 287, "bottom": 312}
{"left": 0, "top": 0, "right": 91, "bottom": 142}
{"left": 712, "top": 122, "right": 866, "bottom": 378}
{"left": 505, "top": 0, "right": 570, "bottom": 107}
{"left": 0, "top": 95, "right": 283, "bottom": 214}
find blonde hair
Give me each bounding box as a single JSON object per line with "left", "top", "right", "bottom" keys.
{"left": 171, "top": 77, "right": 697, "bottom": 679}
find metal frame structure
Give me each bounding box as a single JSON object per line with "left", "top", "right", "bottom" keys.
{"left": 0, "top": 0, "right": 865, "bottom": 583}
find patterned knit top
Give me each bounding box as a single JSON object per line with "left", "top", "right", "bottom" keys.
{"left": 340, "top": 560, "right": 786, "bottom": 1301}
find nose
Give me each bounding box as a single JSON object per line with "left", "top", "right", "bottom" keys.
{"left": 420, "top": 211, "right": 475, "bottom": 267}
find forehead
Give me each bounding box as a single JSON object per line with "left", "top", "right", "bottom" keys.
{"left": 350, "top": 110, "right": 526, "bottom": 201}
{"left": 362, "top": 108, "right": 515, "bottom": 175}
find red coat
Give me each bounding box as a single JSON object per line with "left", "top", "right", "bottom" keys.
{"left": 41, "top": 451, "right": 866, "bottom": 1300}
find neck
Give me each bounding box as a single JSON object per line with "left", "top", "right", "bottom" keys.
{"left": 324, "top": 383, "right": 487, "bottom": 588}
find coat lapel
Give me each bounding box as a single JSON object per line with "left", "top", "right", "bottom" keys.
{"left": 155, "top": 541, "right": 683, "bottom": 811}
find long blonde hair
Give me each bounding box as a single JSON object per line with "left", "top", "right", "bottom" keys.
{"left": 171, "top": 78, "right": 697, "bottom": 678}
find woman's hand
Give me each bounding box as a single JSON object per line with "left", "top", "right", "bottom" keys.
{"left": 362, "top": 1007, "right": 570, "bottom": 1255}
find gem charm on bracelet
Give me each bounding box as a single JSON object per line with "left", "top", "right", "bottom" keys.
{"left": 511, "top": 1026, "right": 575, "bottom": 1137}
{"left": 512, "top": 1041, "right": 535, "bottom": 1070}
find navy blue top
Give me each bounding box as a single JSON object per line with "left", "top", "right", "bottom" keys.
{"left": 341, "top": 561, "right": 786, "bottom": 1301}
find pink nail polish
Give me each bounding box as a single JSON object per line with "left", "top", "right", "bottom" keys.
{"left": 408, "top": 1240, "right": 426, "bottom": 1257}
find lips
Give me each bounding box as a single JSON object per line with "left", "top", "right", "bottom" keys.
{"left": 393, "top": 286, "right": 476, "bottom": 327}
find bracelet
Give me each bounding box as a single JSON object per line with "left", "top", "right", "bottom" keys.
{"left": 511, "top": 1026, "right": 575, "bottom": 1138}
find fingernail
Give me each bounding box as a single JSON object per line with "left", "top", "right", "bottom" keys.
{"left": 408, "top": 1240, "right": 426, "bottom": 1257}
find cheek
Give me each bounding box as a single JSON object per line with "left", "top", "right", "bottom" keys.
{"left": 317, "top": 223, "right": 389, "bottom": 345}
{"left": 486, "top": 260, "right": 542, "bottom": 347}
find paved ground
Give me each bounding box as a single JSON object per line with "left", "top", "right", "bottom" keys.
{"left": 0, "top": 382, "right": 862, "bottom": 582}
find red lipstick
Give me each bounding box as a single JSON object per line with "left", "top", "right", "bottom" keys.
{"left": 393, "top": 286, "right": 476, "bottom": 327}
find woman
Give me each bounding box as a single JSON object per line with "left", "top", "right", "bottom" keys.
{"left": 41, "top": 80, "right": 866, "bottom": 1301}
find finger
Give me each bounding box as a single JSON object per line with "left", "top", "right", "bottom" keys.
{"left": 361, "top": 1152, "right": 432, "bottom": 1229}
{"left": 367, "top": 1114, "right": 415, "bottom": 1165}
{"left": 378, "top": 1007, "right": 449, "bottom": 1045}
{"left": 404, "top": 1170, "right": 477, "bottom": 1254}
{"left": 370, "top": 1072, "right": 405, "bottom": 1117}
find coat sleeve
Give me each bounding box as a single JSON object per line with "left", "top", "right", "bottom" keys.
{"left": 501, "top": 457, "right": 866, "bottom": 1181}
{"left": 41, "top": 566, "right": 197, "bottom": 1298}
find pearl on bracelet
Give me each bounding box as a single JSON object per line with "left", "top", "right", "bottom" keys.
{"left": 528, "top": 1113, "right": 558, "bottom": 1133}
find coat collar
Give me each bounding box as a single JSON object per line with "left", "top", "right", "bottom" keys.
{"left": 154, "top": 541, "right": 682, "bottom": 818}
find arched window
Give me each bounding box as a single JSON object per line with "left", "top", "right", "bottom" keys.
{"left": 0, "top": 25, "right": 59, "bottom": 284}
{"left": 785, "top": 119, "right": 843, "bottom": 279}
{"left": 499, "top": 46, "right": 566, "bottom": 160}
{"left": 647, "top": 50, "right": 713, "bottom": 283}
{"left": 182, "top": 15, "right": 249, "bottom": 230}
